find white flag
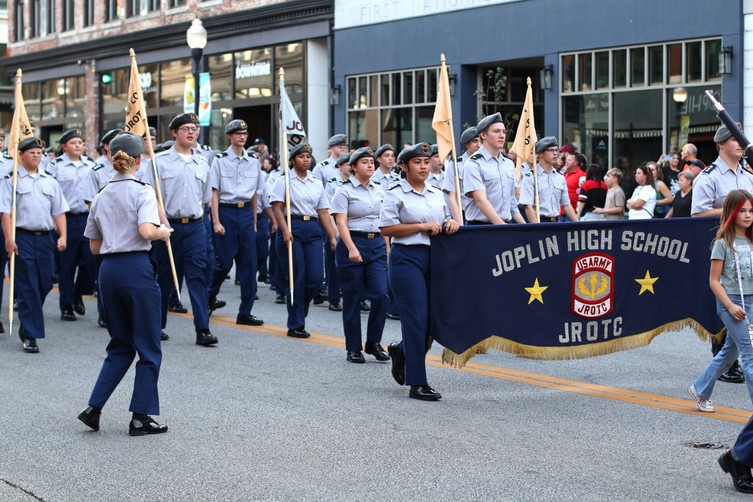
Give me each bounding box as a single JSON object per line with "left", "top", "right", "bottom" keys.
{"left": 279, "top": 73, "right": 307, "bottom": 150}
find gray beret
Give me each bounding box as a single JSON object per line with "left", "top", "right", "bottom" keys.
{"left": 397, "top": 143, "right": 431, "bottom": 164}
{"left": 336, "top": 153, "right": 351, "bottom": 166}
{"left": 168, "top": 113, "right": 199, "bottom": 130}
{"left": 429, "top": 144, "right": 439, "bottom": 157}
{"left": 476, "top": 113, "right": 503, "bottom": 133}
{"left": 100, "top": 128, "right": 123, "bottom": 147}
{"left": 18, "top": 137, "right": 44, "bottom": 153}
{"left": 536, "top": 136, "right": 559, "bottom": 154}
{"left": 714, "top": 123, "right": 734, "bottom": 143}
{"left": 375, "top": 144, "right": 395, "bottom": 158}
{"left": 289, "top": 143, "right": 312, "bottom": 159}
{"left": 327, "top": 134, "right": 348, "bottom": 147}
{"left": 142, "top": 126, "right": 157, "bottom": 139}
{"left": 225, "top": 119, "right": 248, "bottom": 135}
{"left": 349, "top": 147, "right": 374, "bottom": 165}
{"left": 110, "top": 131, "right": 145, "bottom": 158}
{"left": 59, "top": 128, "right": 84, "bottom": 144}
{"left": 460, "top": 127, "right": 479, "bottom": 145}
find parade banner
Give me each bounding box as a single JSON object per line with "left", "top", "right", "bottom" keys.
{"left": 430, "top": 217, "right": 725, "bottom": 367}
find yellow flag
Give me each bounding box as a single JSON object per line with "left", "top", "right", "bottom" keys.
{"left": 510, "top": 77, "right": 538, "bottom": 182}
{"left": 432, "top": 54, "right": 454, "bottom": 161}
{"left": 125, "top": 48, "right": 149, "bottom": 139}
{"left": 7, "top": 69, "right": 34, "bottom": 162}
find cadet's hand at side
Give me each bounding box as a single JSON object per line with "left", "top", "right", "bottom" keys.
{"left": 5, "top": 239, "right": 17, "bottom": 259}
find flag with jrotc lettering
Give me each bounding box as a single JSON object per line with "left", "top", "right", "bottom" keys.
{"left": 430, "top": 218, "right": 724, "bottom": 367}
{"left": 125, "top": 49, "right": 150, "bottom": 141}
{"left": 510, "top": 78, "right": 537, "bottom": 182}
{"left": 279, "top": 71, "right": 306, "bottom": 151}
{"left": 432, "top": 55, "right": 454, "bottom": 162}
{"left": 8, "top": 69, "right": 33, "bottom": 162}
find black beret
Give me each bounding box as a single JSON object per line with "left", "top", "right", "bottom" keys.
{"left": 476, "top": 113, "right": 503, "bottom": 133}
{"left": 327, "top": 134, "right": 348, "bottom": 147}
{"left": 157, "top": 140, "right": 175, "bottom": 152}
{"left": 19, "top": 137, "right": 44, "bottom": 153}
{"left": 460, "top": 127, "right": 479, "bottom": 145}
{"left": 254, "top": 138, "right": 265, "bottom": 145}
{"left": 397, "top": 143, "right": 431, "bottom": 164}
{"left": 247, "top": 146, "right": 260, "bottom": 154}
{"left": 142, "top": 127, "right": 157, "bottom": 139}
{"left": 349, "top": 147, "right": 374, "bottom": 165}
{"left": 59, "top": 128, "right": 84, "bottom": 144}
{"left": 110, "top": 131, "right": 145, "bottom": 158}
{"left": 375, "top": 144, "right": 395, "bottom": 158}
{"left": 289, "top": 143, "right": 312, "bottom": 159}
{"left": 536, "top": 136, "right": 559, "bottom": 154}
{"left": 100, "top": 128, "right": 123, "bottom": 147}
{"left": 225, "top": 119, "right": 248, "bottom": 135}
{"left": 168, "top": 113, "right": 200, "bottom": 130}
{"left": 714, "top": 123, "right": 735, "bottom": 143}
{"left": 336, "top": 153, "right": 351, "bottom": 166}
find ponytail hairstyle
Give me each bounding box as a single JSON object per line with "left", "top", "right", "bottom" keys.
{"left": 716, "top": 189, "right": 753, "bottom": 248}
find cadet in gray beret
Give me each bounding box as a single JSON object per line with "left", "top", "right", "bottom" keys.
{"left": 520, "top": 136, "right": 577, "bottom": 222}
{"left": 336, "top": 152, "right": 350, "bottom": 166}
{"left": 397, "top": 143, "right": 432, "bottom": 165}
{"left": 460, "top": 126, "right": 478, "bottom": 145}
{"left": 290, "top": 143, "right": 313, "bottom": 159}
{"left": 349, "top": 147, "right": 374, "bottom": 165}
{"left": 224, "top": 119, "right": 248, "bottom": 135}
{"left": 313, "top": 135, "right": 349, "bottom": 187}
{"left": 535, "top": 136, "right": 559, "bottom": 154}
{"left": 714, "top": 124, "right": 734, "bottom": 143}
{"left": 476, "top": 113, "right": 503, "bottom": 134}
{"left": 372, "top": 145, "right": 399, "bottom": 194}
{"left": 111, "top": 132, "right": 145, "bottom": 161}
{"left": 328, "top": 134, "right": 348, "bottom": 148}
{"left": 427, "top": 144, "right": 443, "bottom": 188}
{"left": 375, "top": 144, "right": 395, "bottom": 159}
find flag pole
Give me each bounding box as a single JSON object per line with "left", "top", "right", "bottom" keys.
{"left": 7, "top": 69, "right": 23, "bottom": 334}
{"left": 279, "top": 68, "right": 295, "bottom": 305}
{"left": 128, "top": 49, "right": 181, "bottom": 302}
{"left": 441, "top": 55, "right": 462, "bottom": 217}
{"left": 511, "top": 77, "right": 540, "bottom": 223}
{"left": 432, "top": 54, "right": 460, "bottom": 219}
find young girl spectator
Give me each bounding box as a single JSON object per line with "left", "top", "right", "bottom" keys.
{"left": 576, "top": 164, "right": 607, "bottom": 220}
{"left": 593, "top": 168, "right": 625, "bottom": 219}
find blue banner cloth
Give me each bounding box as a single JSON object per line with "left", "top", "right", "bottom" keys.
{"left": 430, "top": 217, "right": 724, "bottom": 366}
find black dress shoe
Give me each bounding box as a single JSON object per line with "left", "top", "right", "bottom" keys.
{"left": 365, "top": 342, "right": 390, "bottom": 361}
{"left": 328, "top": 303, "right": 343, "bottom": 312}
{"left": 347, "top": 351, "right": 365, "bottom": 363}
{"left": 258, "top": 274, "right": 269, "bottom": 284}
{"left": 360, "top": 301, "right": 371, "bottom": 312}
{"left": 409, "top": 385, "right": 442, "bottom": 401}
{"left": 209, "top": 298, "right": 227, "bottom": 311}
{"left": 275, "top": 294, "right": 286, "bottom": 304}
{"left": 61, "top": 309, "right": 77, "bottom": 321}
{"left": 97, "top": 316, "right": 107, "bottom": 328}
{"left": 235, "top": 278, "right": 241, "bottom": 285}
{"left": 160, "top": 331, "right": 170, "bottom": 341}
{"left": 78, "top": 406, "right": 101, "bottom": 431}
{"left": 719, "top": 369, "right": 746, "bottom": 383}
{"left": 196, "top": 329, "right": 218, "bottom": 346}
{"left": 0, "top": 321, "right": 5, "bottom": 334}
{"left": 719, "top": 450, "right": 753, "bottom": 493}
{"left": 387, "top": 343, "right": 405, "bottom": 385}
{"left": 237, "top": 314, "right": 264, "bottom": 326}
{"left": 287, "top": 328, "right": 310, "bottom": 338}
{"left": 129, "top": 416, "right": 168, "bottom": 436}
{"left": 168, "top": 303, "right": 188, "bottom": 314}
{"left": 73, "top": 297, "right": 85, "bottom": 316}
{"left": 22, "top": 337, "right": 39, "bottom": 353}
{"left": 313, "top": 289, "right": 326, "bottom": 305}
{"left": 386, "top": 313, "right": 400, "bottom": 320}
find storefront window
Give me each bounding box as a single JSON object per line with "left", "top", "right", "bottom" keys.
{"left": 348, "top": 109, "right": 377, "bottom": 148}
{"left": 380, "top": 108, "right": 411, "bottom": 148}
{"left": 648, "top": 46, "right": 663, "bottom": 85}
{"left": 275, "top": 43, "right": 302, "bottom": 98}
{"left": 595, "top": 51, "right": 609, "bottom": 89}
{"left": 22, "top": 82, "right": 41, "bottom": 121}
{"left": 613, "top": 89, "right": 662, "bottom": 176}
{"left": 562, "top": 54, "right": 574, "bottom": 93}
{"left": 705, "top": 39, "right": 722, "bottom": 81}
{"left": 686, "top": 41, "right": 702, "bottom": 83}
{"left": 630, "top": 47, "right": 645, "bottom": 87}
{"left": 41, "top": 80, "right": 63, "bottom": 120}
{"left": 668, "top": 84, "right": 720, "bottom": 161}
{"left": 209, "top": 53, "right": 233, "bottom": 101}
{"left": 613, "top": 49, "right": 626, "bottom": 88}
{"left": 65, "top": 76, "right": 85, "bottom": 122}
{"left": 562, "top": 94, "right": 608, "bottom": 168}
{"left": 667, "top": 44, "right": 682, "bottom": 84}
{"left": 160, "top": 58, "right": 191, "bottom": 107}
{"left": 235, "top": 49, "right": 272, "bottom": 99}
{"left": 578, "top": 53, "right": 592, "bottom": 91}
{"left": 101, "top": 68, "right": 129, "bottom": 115}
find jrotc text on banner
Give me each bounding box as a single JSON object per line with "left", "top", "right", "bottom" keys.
{"left": 279, "top": 74, "right": 307, "bottom": 150}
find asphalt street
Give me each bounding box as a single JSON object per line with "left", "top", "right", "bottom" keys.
{"left": 1, "top": 275, "right": 752, "bottom": 501}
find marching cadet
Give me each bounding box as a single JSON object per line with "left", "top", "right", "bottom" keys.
{"left": 265, "top": 161, "right": 286, "bottom": 304}
{"left": 520, "top": 136, "right": 578, "bottom": 223}
{"left": 442, "top": 126, "right": 480, "bottom": 223}
{"left": 380, "top": 143, "right": 460, "bottom": 401}
{"left": 141, "top": 113, "right": 217, "bottom": 346}
{"left": 255, "top": 170, "right": 276, "bottom": 285}
{"left": 138, "top": 126, "right": 157, "bottom": 177}
{"left": 427, "top": 144, "right": 444, "bottom": 188}
{"left": 0, "top": 137, "right": 68, "bottom": 353}
{"left": 49, "top": 128, "right": 96, "bottom": 321}
{"left": 269, "top": 143, "right": 337, "bottom": 338}
{"left": 78, "top": 131, "right": 172, "bottom": 436}
{"left": 83, "top": 128, "right": 122, "bottom": 328}
{"left": 464, "top": 113, "right": 525, "bottom": 225}
{"left": 312, "top": 134, "right": 349, "bottom": 185}
{"left": 372, "top": 144, "right": 400, "bottom": 191}
{"left": 0, "top": 133, "right": 16, "bottom": 332}
{"left": 330, "top": 147, "right": 390, "bottom": 364}
{"left": 208, "top": 119, "right": 265, "bottom": 327}
{"left": 321, "top": 152, "right": 352, "bottom": 312}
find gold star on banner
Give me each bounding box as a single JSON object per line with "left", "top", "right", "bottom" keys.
{"left": 635, "top": 270, "right": 659, "bottom": 295}
{"left": 525, "top": 278, "right": 548, "bottom": 304}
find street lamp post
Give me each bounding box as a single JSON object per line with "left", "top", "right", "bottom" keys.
{"left": 186, "top": 18, "right": 208, "bottom": 145}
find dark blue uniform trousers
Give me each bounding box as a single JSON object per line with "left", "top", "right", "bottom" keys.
{"left": 203, "top": 206, "right": 215, "bottom": 286}
{"left": 735, "top": 414, "right": 753, "bottom": 466}
{"left": 152, "top": 219, "right": 209, "bottom": 331}
{"left": 210, "top": 206, "right": 257, "bottom": 315}
{"left": 388, "top": 244, "right": 431, "bottom": 386}
{"left": 256, "top": 212, "right": 270, "bottom": 278}
{"left": 58, "top": 213, "right": 95, "bottom": 311}
{"left": 88, "top": 253, "right": 161, "bottom": 415}
{"left": 336, "top": 236, "right": 388, "bottom": 351}
{"left": 0, "top": 225, "right": 7, "bottom": 312}
{"left": 276, "top": 219, "right": 323, "bottom": 329}
{"left": 15, "top": 230, "right": 54, "bottom": 339}
{"left": 269, "top": 232, "right": 283, "bottom": 292}
{"left": 325, "top": 245, "right": 341, "bottom": 305}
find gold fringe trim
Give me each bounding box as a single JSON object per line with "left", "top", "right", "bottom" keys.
{"left": 441, "top": 318, "right": 726, "bottom": 368}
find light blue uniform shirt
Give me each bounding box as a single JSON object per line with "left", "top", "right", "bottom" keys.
{"left": 312, "top": 157, "right": 340, "bottom": 187}
{"left": 324, "top": 174, "right": 350, "bottom": 206}
{"left": 210, "top": 147, "right": 264, "bottom": 204}
{"left": 269, "top": 170, "right": 330, "bottom": 216}
{"left": 48, "top": 153, "right": 95, "bottom": 213}
{"left": 441, "top": 152, "right": 471, "bottom": 210}
{"left": 0, "top": 166, "right": 69, "bottom": 230}
{"left": 519, "top": 164, "right": 570, "bottom": 218}
{"left": 379, "top": 179, "right": 449, "bottom": 246}
{"left": 83, "top": 157, "right": 114, "bottom": 203}
{"left": 463, "top": 146, "right": 519, "bottom": 222}
{"left": 84, "top": 172, "right": 160, "bottom": 254}
{"left": 330, "top": 176, "right": 384, "bottom": 233}
{"left": 371, "top": 168, "right": 401, "bottom": 193}
{"left": 691, "top": 156, "right": 753, "bottom": 215}
{"left": 140, "top": 146, "right": 211, "bottom": 220}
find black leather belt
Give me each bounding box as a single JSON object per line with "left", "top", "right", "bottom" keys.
{"left": 66, "top": 211, "right": 88, "bottom": 216}
{"left": 290, "top": 214, "right": 318, "bottom": 222}
{"left": 168, "top": 217, "right": 201, "bottom": 224}
{"left": 350, "top": 231, "right": 381, "bottom": 239}
{"left": 219, "top": 202, "right": 251, "bottom": 208}
{"left": 540, "top": 216, "right": 559, "bottom": 222}
{"left": 17, "top": 228, "right": 50, "bottom": 236}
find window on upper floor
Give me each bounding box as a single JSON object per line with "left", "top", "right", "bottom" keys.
{"left": 62, "top": 0, "right": 74, "bottom": 31}
{"left": 84, "top": 0, "right": 94, "bottom": 26}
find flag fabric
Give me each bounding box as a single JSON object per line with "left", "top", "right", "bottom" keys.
{"left": 430, "top": 217, "right": 724, "bottom": 367}
{"left": 279, "top": 73, "right": 307, "bottom": 151}
{"left": 7, "top": 69, "right": 33, "bottom": 162}
{"left": 125, "top": 49, "right": 149, "bottom": 138}
{"left": 510, "top": 78, "right": 538, "bottom": 182}
{"left": 432, "top": 55, "right": 454, "bottom": 162}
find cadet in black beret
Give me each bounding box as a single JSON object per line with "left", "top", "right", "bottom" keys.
{"left": 168, "top": 113, "right": 200, "bottom": 131}
{"left": 99, "top": 129, "right": 123, "bottom": 149}
{"left": 476, "top": 113, "right": 503, "bottom": 134}
{"left": 59, "top": 128, "right": 85, "bottom": 145}
{"left": 396, "top": 143, "right": 431, "bottom": 166}
{"left": 18, "top": 137, "right": 45, "bottom": 153}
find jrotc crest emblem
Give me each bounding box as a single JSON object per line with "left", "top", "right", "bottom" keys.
{"left": 571, "top": 253, "right": 614, "bottom": 318}
{"left": 421, "top": 143, "right": 429, "bottom": 154}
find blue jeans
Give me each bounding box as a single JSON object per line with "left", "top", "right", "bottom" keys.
{"left": 693, "top": 296, "right": 753, "bottom": 404}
